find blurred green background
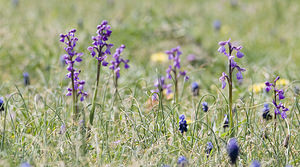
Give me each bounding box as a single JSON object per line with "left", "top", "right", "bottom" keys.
{"left": 0, "top": 0, "right": 300, "bottom": 91}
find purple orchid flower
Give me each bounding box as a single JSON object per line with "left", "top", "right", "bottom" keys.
{"left": 265, "top": 76, "right": 289, "bottom": 119}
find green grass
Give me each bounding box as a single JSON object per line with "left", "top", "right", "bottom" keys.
{"left": 0, "top": 0, "right": 300, "bottom": 166}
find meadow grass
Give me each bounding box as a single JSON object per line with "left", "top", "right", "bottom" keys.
{"left": 0, "top": 0, "right": 300, "bottom": 166}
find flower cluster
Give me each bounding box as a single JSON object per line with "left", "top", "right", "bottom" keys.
{"left": 87, "top": 20, "right": 113, "bottom": 65}
{"left": 265, "top": 76, "right": 289, "bottom": 119}
{"left": 179, "top": 114, "right": 188, "bottom": 134}
{"left": 151, "top": 77, "right": 172, "bottom": 100}
{"left": 227, "top": 138, "right": 239, "bottom": 164}
{"left": 59, "top": 29, "right": 87, "bottom": 101}
{"left": 165, "top": 46, "right": 189, "bottom": 81}
{"left": 109, "top": 45, "right": 129, "bottom": 79}
{"left": 218, "top": 39, "right": 246, "bottom": 89}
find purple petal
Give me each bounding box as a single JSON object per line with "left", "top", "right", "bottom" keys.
{"left": 124, "top": 63, "right": 129, "bottom": 69}
{"left": 222, "top": 80, "right": 226, "bottom": 89}
{"left": 236, "top": 51, "right": 244, "bottom": 58}
{"left": 102, "top": 61, "right": 109, "bottom": 66}
{"left": 265, "top": 86, "right": 271, "bottom": 92}
{"left": 281, "top": 111, "right": 287, "bottom": 119}
{"left": 236, "top": 71, "right": 243, "bottom": 80}
{"left": 274, "top": 76, "right": 280, "bottom": 83}
{"left": 218, "top": 46, "right": 226, "bottom": 53}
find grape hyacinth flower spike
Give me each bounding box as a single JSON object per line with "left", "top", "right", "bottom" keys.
{"left": 59, "top": 29, "right": 87, "bottom": 119}
{"left": 165, "top": 46, "right": 189, "bottom": 103}
{"left": 262, "top": 103, "right": 272, "bottom": 120}
{"left": 23, "top": 72, "right": 30, "bottom": 86}
{"left": 218, "top": 38, "right": 246, "bottom": 137}
{"left": 250, "top": 160, "right": 261, "bottom": 167}
{"left": 88, "top": 20, "right": 114, "bottom": 125}
{"left": 0, "top": 97, "right": 4, "bottom": 111}
{"left": 206, "top": 142, "right": 213, "bottom": 157}
{"left": 109, "top": 44, "right": 129, "bottom": 93}
{"left": 179, "top": 114, "right": 188, "bottom": 134}
{"left": 227, "top": 138, "right": 239, "bottom": 165}
{"left": 265, "top": 76, "right": 289, "bottom": 119}
{"left": 213, "top": 20, "right": 221, "bottom": 31}
{"left": 202, "top": 102, "right": 209, "bottom": 112}
{"left": 19, "top": 162, "right": 31, "bottom": 167}
{"left": 177, "top": 156, "right": 188, "bottom": 167}
{"left": 191, "top": 82, "right": 199, "bottom": 96}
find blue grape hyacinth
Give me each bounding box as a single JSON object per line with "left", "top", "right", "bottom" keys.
{"left": 202, "top": 102, "right": 208, "bottom": 112}
{"left": 0, "top": 97, "right": 4, "bottom": 111}
{"left": 23, "top": 72, "right": 30, "bottom": 86}
{"left": 262, "top": 103, "right": 272, "bottom": 120}
{"left": 227, "top": 138, "right": 239, "bottom": 164}
{"left": 177, "top": 156, "right": 188, "bottom": 167}
{"left": 250, "top": 160, "right": 261, "bottom": 167}
{"left": 191, "top": 82, "right": 199, "bottom": 96}
{"left": 206, "top": 142, "right": 213, "bottom": 157}
{"left": 179, "top": 114, "right": 188, "bottom": 134}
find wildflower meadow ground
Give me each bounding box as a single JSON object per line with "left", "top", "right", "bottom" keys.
{"left": 0, "top": 0, "right": 300, "bottom": 166}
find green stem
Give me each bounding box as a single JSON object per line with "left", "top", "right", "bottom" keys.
{"left": 1, "top": 101, "right": 7, "bottom": 150}
{"left": 159, "top": 90, "right": 167, "bottom": 140}
{"left": 71, "top": 69, "right": 78, "bottom": 121}
{"left": 174, "top": 69, "right": 178, "bottom": 104}
{"left": 90, "top": 61, "right": 102, "bottom": 125}
{"left": 273, "top": 84, "right": 277, "bottom": 133}
{"left": 228, "top": 47, "right": 234, "bottom": 137}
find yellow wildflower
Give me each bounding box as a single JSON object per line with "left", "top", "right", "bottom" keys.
{"left": 221, "top": 25, "right": 230, "bottom": 35}
{"left": 163, "top": 90, "right": 174, "bottom": 100}
{"left": 277, "top": 79, "right": 289, "bottom": 86}
{"left": 151, "top": 52, "right": 168, "bottom": 63}
{"left": 248, "top": 83, "right": 265, "bottom": 93}
{"left": 249, "top": 79, "right": 289, "bottom": 94}
{"left": 186, "top": 118, "right": 192, "bottom": 124}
